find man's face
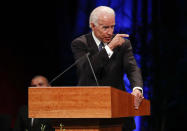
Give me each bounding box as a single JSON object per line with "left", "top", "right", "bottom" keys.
{"left": 91, "top": 13, "right": 115, "bottom": 43}
{"left": 31, "top": 77, "right": 49, "bottom": 87}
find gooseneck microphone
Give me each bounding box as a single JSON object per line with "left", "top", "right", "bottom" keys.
{"left": 49, "top": 52, "right": 100, "bottom": 87}
{"left": 49, "top": 53, "right": 90, "bottom": 85}
{"left": 86, "top": 53, "right": 99, "bottom": 86}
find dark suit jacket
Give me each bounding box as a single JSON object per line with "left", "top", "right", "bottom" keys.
{"left": 71, "top": 32, "right": 143, "bottom": 90}
{"left": 13, "top": 105, "right": 54, "bottom": 131}
{"left": 71, "top": 32, "right": 143, "bottom": 130}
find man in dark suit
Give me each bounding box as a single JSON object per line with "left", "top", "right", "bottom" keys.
{"left": 13, "top": 105, "right": 52, "bottom": 131}
{"left": 71, "top": 6, "right": 144, "bottom": 131}
{"left": 13, "top": 75, "right": 53, "bottom": 131}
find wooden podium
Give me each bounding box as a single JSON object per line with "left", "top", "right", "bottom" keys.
{"left": 28, "top": 86, "right": 150, "bottom": 131}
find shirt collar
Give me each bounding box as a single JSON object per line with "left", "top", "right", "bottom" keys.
{"left": 92, "top": 32, "right": 107, "bottom": 47}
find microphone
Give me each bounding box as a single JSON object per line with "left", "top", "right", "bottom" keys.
{"left": 49, "top": 53, "right": 90, "bottom": 85}
{"left": 86, "top": 53, "right": 99, "bottom": 86}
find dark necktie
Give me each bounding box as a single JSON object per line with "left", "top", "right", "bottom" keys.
{"left": 98, "top": 42, "right": 104, "bottom": 51}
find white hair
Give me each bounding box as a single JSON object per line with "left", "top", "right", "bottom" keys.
{"left": 89, "top": 6, "right": 115, "bottom": 28}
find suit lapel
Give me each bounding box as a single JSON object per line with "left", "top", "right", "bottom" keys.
{"left": 86, "top": 32, "right": 99, "bottom": 54}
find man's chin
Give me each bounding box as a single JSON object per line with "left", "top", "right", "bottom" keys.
{"left": 103, "top": 39, "right": 111, "bottom": 43}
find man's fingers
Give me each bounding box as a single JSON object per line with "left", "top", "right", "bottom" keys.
{"left": 117, "top": 34, "right": 129, "bottom": 38}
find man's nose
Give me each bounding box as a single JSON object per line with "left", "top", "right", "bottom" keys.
{"left": 107, "top": 28, "right": 113, "bottom": 35}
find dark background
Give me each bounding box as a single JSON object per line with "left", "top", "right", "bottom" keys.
{"left": 0, "top": 0, "right": 186, "bottom": 131}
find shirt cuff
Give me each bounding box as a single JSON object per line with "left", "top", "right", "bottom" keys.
{"left": 133, "top": 87, "right": 143, "bottom": 95}
{"left": 105, "top": 45, "right": 113, "bottom": 58}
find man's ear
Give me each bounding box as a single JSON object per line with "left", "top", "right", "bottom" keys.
{"left": 90, "top": 23, "right": 95, "bottom": 29}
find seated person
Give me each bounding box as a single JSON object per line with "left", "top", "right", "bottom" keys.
{"left": 13, "top": 75, "right": 53, "bottom": 131}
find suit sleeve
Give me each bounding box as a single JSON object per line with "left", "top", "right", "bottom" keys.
{"left": 122, "top": 39, "right": 143, "bottom": 88}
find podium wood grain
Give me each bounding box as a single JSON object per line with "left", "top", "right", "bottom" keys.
{"left": 29, "top": 86, "right": 150, "bottom": 118}
{"left": 28, "top": 86, "right": 150, "bottom": 131}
